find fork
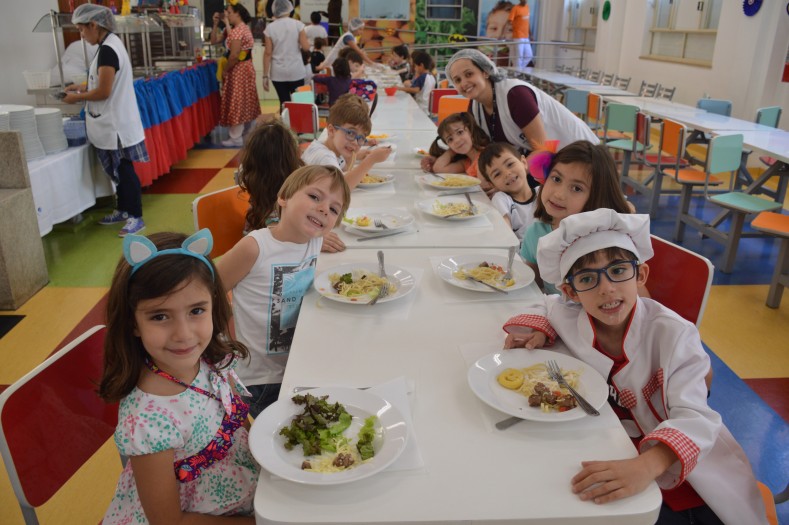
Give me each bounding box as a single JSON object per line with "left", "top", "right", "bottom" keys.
{"left": 546, "top": 360, "right": 599, "bottom": 416}
{"left": 374, "top": 218, "right": 390, "bottom": 230}
{"left": 464, "top": 192, "right": 478, "bottom": 216}
{"left": 368, "top": 250, "right": 389, "bottom": 305}
{"left": 501, "top": 246, "right": 517, "bottom": 284}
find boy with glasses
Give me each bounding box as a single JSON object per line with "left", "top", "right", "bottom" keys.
{"left": 502, "top": 208, "right": 766, "bottom": 524}
{"left": 301, "top": 94, "right": 391, "bottom": 189}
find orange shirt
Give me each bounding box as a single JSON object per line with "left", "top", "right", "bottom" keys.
{"left": 508, "top": 4, "right": 530, "bottom": 39}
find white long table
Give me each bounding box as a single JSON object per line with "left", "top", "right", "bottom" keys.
{"left": 372, "top": 91, "right": 437, "bottom": 131}
{"left": 253, "top": 248, "right": 662, "bottom": 525}
{"left": 27, "top": 144, "right": 113, "bottom": 236}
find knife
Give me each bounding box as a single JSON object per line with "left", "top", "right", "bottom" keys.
{"left": 438, "top": 188, "right": 484, "bottom": 196}
{"left": 356, "top": 229, "right": 414, "bottom": 242}
{"left": 467, "top": 275, "right": 509, "bottom": 294}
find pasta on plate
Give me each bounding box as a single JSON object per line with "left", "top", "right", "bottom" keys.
{"left": 433, "top": 176, "right": 480, "bottom": 188}
{"left": 432, "top": 200, "right": 474, "bottom": 217}
{"left": 453, "top": 262, "right": 514, "bottom": 288}
{"left": 497, "top": 364, "right": 581, "bottom": 413}
{"left": 330, "top": 270, "right": 396, "bottom": 298}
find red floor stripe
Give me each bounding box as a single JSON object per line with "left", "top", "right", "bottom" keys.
{"left": 145, "top": 168, "right": 222, "bottom": 194}
{"left": 743, "top": 378, "right": 789, "bottom": 423}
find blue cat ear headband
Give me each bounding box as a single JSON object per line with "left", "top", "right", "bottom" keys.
{"left": 123, "top": 229, "right": 215, "bottom": 278}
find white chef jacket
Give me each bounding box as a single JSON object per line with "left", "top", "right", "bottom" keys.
{"left": 503, "top": 296, "right": 768, "bottom": 524}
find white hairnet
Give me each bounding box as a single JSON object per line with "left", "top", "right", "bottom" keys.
{"left": 348, "top": 18, "right": 365, "bottom": 32}
{"left": 272, "top": 0, "right": 294, "bottom": 17}
{"left": 72, "top": 4, "right": 116, "bottom": 32}
{"left": 445, "top": 49, "right": 506, "bottom": 85}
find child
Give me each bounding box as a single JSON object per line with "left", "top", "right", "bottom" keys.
{"left": 398, "top": 50, "right": 436, "bottom": 112}
{"left": 478, "top": 142, "right": 540, "bottom": 240}
{"left": 344, "top": 49, "right": 366, "bottom": 79}
{"left": 521, "top": 140, "right": 632, "bottom": 294}
{"left": 312, "top": 57, "right": 352, "bottom": 105}
{"left": 389, "top": 44, "right": 411, "bottom": 82}
{"left": 304, "top": 11, "right": 328, "bottom": 45}
{"left": 216, "top": 165, "right": 351, "bottom": 418}
{"left": 502, "top": 209, "right": 767, "bottom": 524}
{"left": 301, "top": 94, "right": 392, "bottom": 189}
{"left": 427, "top": 111, "right": 489, "bottom": 179}
{"left": 311, "top": 37, "right": 326, "bottom": 73}
{"left": 99, "top": 229, "right": 259, "bottom": 524}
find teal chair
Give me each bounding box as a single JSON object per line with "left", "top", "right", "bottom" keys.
{"left": 686, "top": 98, "right": 733, "bottom": 165}
{"left": 674, "top": 134, "right": 782, "bottom": 273}
{"left": 562, "top": 89, "right": 588, "bottom": 119}
{"left": 740, "top": 106, "right": 784, "bottom": 196}
{"left": 291, "top": 90, "right": 315, "bottom": 104}
{"left": 602, "top": 103, "right": 644, "bottom": 179}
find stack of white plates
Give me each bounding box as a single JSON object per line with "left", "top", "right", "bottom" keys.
{"left": 0, "top": 111, "right": 9, "bottom": 131}
{"left": 34, "top": 107, "right": 68, "bottom": 154}
{"left": 0, "top": 104, "right": 45, "bottom": 161}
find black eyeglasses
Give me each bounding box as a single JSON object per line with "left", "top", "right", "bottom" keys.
{"left": 565, "top": 260, "right": 639, "bottom": 293}
{"left": 334, "top": 125, "right": 368, "bottom": 146}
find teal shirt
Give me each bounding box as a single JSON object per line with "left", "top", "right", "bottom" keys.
{"left": 520, "top": 221, "right": 560, "bottom": 295}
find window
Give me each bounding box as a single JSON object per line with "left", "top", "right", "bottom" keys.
{"left": 566, "top": 0, "right": 597, "bottom": 51}
{"left": 426, "top": 0, "right": 462, "bottom": 21}
{"left": 645, "top": 0, "right": 720, "bottom": 66}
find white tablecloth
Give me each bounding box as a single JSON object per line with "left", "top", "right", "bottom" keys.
{"left": 27, "top": 144, "right": 114, "bottom": 236}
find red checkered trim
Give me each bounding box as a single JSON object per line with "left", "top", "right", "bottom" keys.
{"left": 503, "top": 314, "right": 558, "bottom": 345}
{"left": 618, "top": 388, "right": 638, "bottom": 409}
{"left": 642, "top": 368, "right": 664, "bottom": 400}
{"left": 641, "top": 427, "right": 700, "bottom": 484}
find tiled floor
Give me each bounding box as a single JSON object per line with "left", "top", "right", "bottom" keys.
{"left": 0, "top": 129, "right": 786, "bottom": 524}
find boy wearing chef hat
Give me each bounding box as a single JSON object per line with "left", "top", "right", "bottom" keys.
{"left": 502, "top": 208, "right": 766, "bottom": 524}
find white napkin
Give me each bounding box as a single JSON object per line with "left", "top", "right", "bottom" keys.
{"left": 429, "top": 256, "right": 543, "bottom": 304}
{"left": 312, "top": 266, "right": 423, "bottom": 320}
{"left": 459, "top": 342, "right": 617, "bottom": 434}
{"left": 367, "top": 376, "right": 425, "bottom": 472}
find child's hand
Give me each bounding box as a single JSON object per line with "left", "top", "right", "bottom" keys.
{"left": 504, "top": 331, "right": 545, "bottom": 349}
{"left": 368, "top": 146, "right": 392, "bottom": 163}
{"left": 404, "top": 80, "right": 412, "bottom": 88}
{"left": 366, "top": 137, "right": 379, "bottom": 146}
{"left": 321, "top": 231, "right": 346, "bottom": 253}
{"left": 571, "top": 457, "right": 657, "bottom": 504}
{"left": 356, "top": 149, "right": 370, "bottom": 161}
{"left": 420, "top": 156, "right": 436, "bottom": 173}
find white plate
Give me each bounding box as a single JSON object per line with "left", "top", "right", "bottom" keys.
{"left": 436, "top": 253, "right": 534, "bottom": 293}
{"left": 419, "top": 174, "right": 482, "bottom": 190}
{"left": 413, "top": 147, "right": 430, "bottom": 157}
{"left": 357, "top": 173, "right": 395, "bottom": 189}
{"left": 416, "top": 196, "right": 492, "bottom": 221}
{"left": 314, "top": 262, "right": 416, "bottom": 304}
{"left": 468, "top": 349, "right": 608, "bottom": 422}
{"left": 367, "top": 132, "right": 396, "bottom": 141}
{"left": 249, "top": 387, "right": 408, "bottom": 485}
{"left": 343, "top": 208, "right": 415, "bottom": 234}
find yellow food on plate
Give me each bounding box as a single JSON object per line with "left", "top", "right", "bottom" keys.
{"left": 353, "top": 216, "right": 372, "bottom": 227}
{"left": 432, "top": 200, "right": 473, "bottom": 217}
{"left": 361, "top": 174, "right": 388, "bottom": 184}
{"left": 434, "top": 176, "right": 481, "bottom": 187}
{"left": 367, "top": 133, "right": 389, "bottom": 140}
{"left": 416, "top": 148, "right": 429, "bottom": 156}
{"left": 453, "top": 263, "right": 515, "bottom": 288}
{"left": 329, "top": 271, "right": 396, "bottom": 298}
{"left": 497, "top": 368, "right": 525, "bottom": 389}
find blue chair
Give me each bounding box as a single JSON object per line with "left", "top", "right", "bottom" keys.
{"left": 674, "top": 134, "right": 782, "bottom": 273}
{"left": 562, "top": 89, "right": 588, "bottom": 119}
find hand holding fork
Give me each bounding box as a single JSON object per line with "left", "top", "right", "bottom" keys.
{"left": 546, "top": 360, "right": 599, "bottom": 416}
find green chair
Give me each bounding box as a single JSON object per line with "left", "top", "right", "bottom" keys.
{"left": 602, "top": 103, "right": 644, "bottom": 179}
{"left": 562, "top": 89, "right": 588, "bottom": 119}
{"left": 674, "top": 134, "right": 782, "bottom": 273}
{"left": 291, "top": 90, "right": 315, "bottom": 104}
{"left": 755, "top": 106, "right": 784, "bottom": 196}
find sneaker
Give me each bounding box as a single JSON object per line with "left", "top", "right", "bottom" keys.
{"left": 99, "top": 210, "right": 128, "bottom": 225}
{"left": 221, "top": 136, "right": 243, "bottom": 147}
{"left": 119, "top": 217, "right": 145, "bottom": 237}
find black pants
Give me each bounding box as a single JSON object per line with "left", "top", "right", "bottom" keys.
{"left": 657, "top": 502, "right": 724, "bottom": 525}
{"left": 117, "top": 158, "right": 143, "bottom": 218}
{"left": 272, "top": 79, "right": 305, "bottom": 107}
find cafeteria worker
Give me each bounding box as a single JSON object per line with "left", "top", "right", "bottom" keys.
{"left": 64, "top": 3, "right": 148, "bottom": 237}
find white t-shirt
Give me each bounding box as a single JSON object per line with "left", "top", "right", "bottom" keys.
{"left": 232, "top": 228, "right": 322, "bottom": 385}
{"left": 416, "top": 73, "right": 436, "bottom": 112}
{"left": 264, "top": 17, "right": 307, "bottom": 82}
{"left": 301, "top": 139, "right": 346, "bottom": 170}
{"left": 304, "top": 24, "right": 328, "bottom": 46}
{"left": 490, "top": 189, "right": 539, "bottom": 240}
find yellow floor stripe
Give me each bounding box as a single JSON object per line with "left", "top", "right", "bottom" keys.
{"left": 172, "top": 149, "right": 238, "bottom": 169}
{"left": 0, "top": 287, "right": 107, "bottom": 385}
{"left": 199, "top": 167, "right": 240, "bottom": 195}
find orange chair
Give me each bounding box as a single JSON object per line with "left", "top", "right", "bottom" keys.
{"left": 646, "top": 235, "right": 713, "bottom": 327}
{"left": 282, "top": 101, "right": 320, "bottom": 140}
{"left": 436, "top": 95, "right": 469, "bottom": 124}
{"left": 295, "top": 85, "right": 312, "bottom": 92}
{"left": 0, "top": 326, "right": 117, "bottom": 525}
{"left": 437, "top": 78, "right": 450, "bottom": 89}
{"left": 758, "top": 482, "right": 779, "bottom": 525}
{"left": 751, "top": 212, "right": 789, "bottom": 308}
{"left": 428, "top": 88, "right": 459, "bottom": 117}
{"left": 192, "top": 185, "right": 250, "bottom": 258}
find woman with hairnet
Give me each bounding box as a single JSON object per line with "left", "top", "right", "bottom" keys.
{"left": 210, "top": 2, "right": 261, "bottom": 146}
{"left": 317, "top": 17, "right": 376, "bottom": 71}
{"left": 421, "top": 49, "right": 597, "bottom": 172}
{"left": 263, "top": 0, "right": 310, "bottom": 107}
{"left": 63, "top": 3, "right": 148, "bottom": 236}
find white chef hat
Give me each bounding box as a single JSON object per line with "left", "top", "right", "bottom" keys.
{"left": 72, "top": 4, "right": 116, "bottom": 32}
{"left": 536, "top": 209, "right": 654, "bottom": 286}
{"left": 348, "top": 18, "right": 365, "bottom": 32}
{"left": 272, "top": 0, "right": 294, "bottom": 17}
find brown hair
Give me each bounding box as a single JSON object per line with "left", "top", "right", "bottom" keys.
{"left": 277, "top": 165, "right": 352, "bottom": 227}
{"left": 99, "top": 232, "right": 248, "bottom": 402}
{"left": 477, "top": 142, "right": 521, "bottom": 182}
{"left": 327, "top": 94, "right": 372, "bottom": 134}
{"left": 534, "top": 140, "right": 631, "bottom": 223}
{"left": 344, "top": 50, "right": 364, "bottom": 65}
{"left": 238, "top": 121, "right": 304, "bottom": 231}
{"left": 428, "top": 112, "right": 489, "bottom": 162}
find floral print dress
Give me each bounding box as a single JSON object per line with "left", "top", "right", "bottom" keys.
{"left": 102, "top": 359, "right": 260, "bottom": 524}
{"left": 220, "top": 23, "right": 261, "bottom": 127}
